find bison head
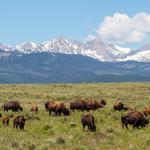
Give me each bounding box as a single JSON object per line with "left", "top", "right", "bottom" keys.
{"left": 90, "top": 124, "right": 96, "bottom": 132}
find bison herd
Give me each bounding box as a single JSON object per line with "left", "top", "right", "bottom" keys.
{"left": 0, "top": 99, "right": 150, "bottom": 132}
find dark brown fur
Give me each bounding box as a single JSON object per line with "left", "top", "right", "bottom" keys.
{"left": 3, "top": 101, "right": 23, "bottom": 112}
{"left": 70, "top": 100, "right": 86, "bottom": 111}
{"left": 13, "top": 116, "right": 27, "bottom": 130}
{"left": 81, "top": 114, "right": 96, "bottom": 132}
{"left": 121, "top": 111, "right": 149, "bottom": 129}
{"left": 62, "top": 107, "right": 70, "bottom": 116}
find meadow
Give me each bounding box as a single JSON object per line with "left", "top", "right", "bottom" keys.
{"left": 0, "top": 83, "right": 150, "bottom": 150}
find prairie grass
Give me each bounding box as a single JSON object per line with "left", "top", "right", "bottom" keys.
{"left": 0, "top": 83, "right": 150, "bottom": 150}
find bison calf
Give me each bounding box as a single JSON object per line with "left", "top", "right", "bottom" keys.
{"left": 81, "top": 114, "right": 96, "bottom": 132}
{"left": 0, "top": 115, "right": 9, "bottom": 127}
{"left": 30, "top": 106, "right": 38, "bottom": 112}
{"left": 114, "top": 101, "right": 124, "bottom": 111}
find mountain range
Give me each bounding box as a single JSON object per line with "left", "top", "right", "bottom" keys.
{"left": 1, "top": 36, "right": 150, "bottom": 62}
{"left": 0, "top": 36, "right": 150, "bottom": 83}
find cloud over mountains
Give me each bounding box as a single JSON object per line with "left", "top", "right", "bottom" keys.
{"left": 97, "top": 12, "right": 150, "bottom": 44}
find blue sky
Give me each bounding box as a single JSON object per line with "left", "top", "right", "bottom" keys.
{"left": 0, "top": 0, "right": 150, "bottom": 47}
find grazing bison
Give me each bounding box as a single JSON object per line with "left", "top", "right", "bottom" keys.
{"left": 13, "top": 116, "right": 27, "bottom": 130}
{"left": 70, "top": 100, "right": 86, "bottom": 111}
{"left": 121, "top": 111, "right": 149, "bottom": 129}
{"left": 114, "top": 101, "right": 124, "bottom": 111}
{"left": 48, "top": 101, "right": 66, "bottom": 116}
{"left": 143, "top": 108, "right": 150, "bottom": 117}
{"left": 3, "top": 101, "right": 23, "bottom": 112}
{"left": 30, "top": 106, "right": 38, "bottom": 112}
{"left": 85, "top": 99, "right": 101, "bottom": 110}
{"left": 70, "top": 99, "right": 105, "bottom": 111}
{"left": 81, "top": 114, "right": 96, "bottom": 132}
{"left": 0, "top": 115, "right": 9, "bottom": 127}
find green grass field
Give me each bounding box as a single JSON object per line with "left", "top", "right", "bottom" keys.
{"left": 0, "top": 83, "right": 150, "bottom": 150}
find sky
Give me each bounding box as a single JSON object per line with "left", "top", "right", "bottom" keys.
{"left": 0, "top": 0, "right": 150, "bottom": 48}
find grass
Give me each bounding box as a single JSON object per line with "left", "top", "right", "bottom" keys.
{"left": 0, "top": 83, "right": 150, "bottom": 150}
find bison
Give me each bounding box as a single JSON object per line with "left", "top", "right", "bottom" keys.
{"left": 3, "top": 101, "right": 23, "bottom": 112}
{"left": 48, "top": 101, "right": 66, "bottom": 116}
{"left": 13, "top": 116, "right": 27, "bottom": 130}
{"left": 30, "top": 106, "right": 38, "bottom": 112}
{"left": 0, "top": 115, "right": 9, "bottom": 127}
{"left": 121, "top": 111, "right": 149, "bottom": 129}
{"left": 81, "top": 114, "right": 96, "bottom": 132}
{"left": 70, "top": 100, "right": 86, "bottom": 111}
{"left": 114, "top": 101, "right": 124, "bottom": 111}
{"left": 85, "top": 99, "right": 100, "bottom": 110}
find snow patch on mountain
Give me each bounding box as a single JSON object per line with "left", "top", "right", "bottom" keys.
{"left": 40, "top": 37, "right": 82, "bottom": 54}
{"left": 120, "top": 50, "right": 150, "bottom": 62}
{"left": 0, "top": 43, "right": 12, "bottom": 51}
{"left": 15, "top": 42, "right": 39, "bottom": 53}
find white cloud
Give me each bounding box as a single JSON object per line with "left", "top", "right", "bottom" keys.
{"left": 98, "top": 12, "right": 150, "bottom": 44}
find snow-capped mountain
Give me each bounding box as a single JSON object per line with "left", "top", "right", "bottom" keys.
{"left": 15, "top": 42, "right": 40, "bottom": 54}
{"left": 40, "top": 37, "right": 84, "bottom": 54}
{"left": 83, "top": 38, "right": 132, "bottom": 61}
{"left": 0, "top": 36, "right": 150, "bottom": 62}
{"left": 39, "top": 37, "right": 133, "bottom": 61}
{"left": 117, "top": 44, "right": 150, "bottom": 62}
{"left": 0, "top": 43, "right": 12, "bottom": 51}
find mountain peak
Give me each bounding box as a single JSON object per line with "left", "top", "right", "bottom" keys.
{"left": 0, "top": 43, "right": 12, "bottom": 51}
{"left": 15, "top": 42, "right": 39, "bottom": 53}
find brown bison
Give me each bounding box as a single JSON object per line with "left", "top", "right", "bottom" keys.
{"left": 48, "top": 101, "right": 66, "bottom": 116}
{"left": 114, "top": 101, "right": 124, "bottom": 111}
{"left": 0, "top": 115, "right": 9, "bottom": 127}
{"left": 30, "top": 106, "right": 38, "bottom": 112}
{"left": 121, "top": 111, "right": 149, "bottom": 129}
{"left": 13, "top": 116, "right": 27, "bottom": 130}
{"left": 81, "top": 114, "right": 96, "bottom": 132}
{"left": 70, "top": 100, "right": 86, "bottom": 111}
{"left": 3, "top": 101, "right": 23, "bottom": 112}
{"left": 143, "top": 108, "right": 150, "bottom": 117}
{"left": 85, "top": 99, "right": 100, "bottom": 110}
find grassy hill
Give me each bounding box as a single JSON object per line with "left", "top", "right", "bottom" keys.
{"left": 0, "top": 83, "right": 150, "bottom": 150}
